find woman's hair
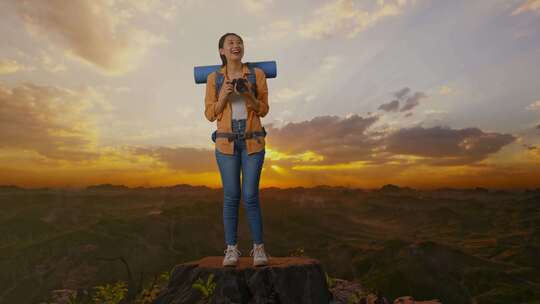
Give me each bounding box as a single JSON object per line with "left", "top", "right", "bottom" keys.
{"left": 218, "top": 32, "right": 243, "bottom": 67}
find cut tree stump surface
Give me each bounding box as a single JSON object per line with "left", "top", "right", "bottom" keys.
{"left": 194, "top": 256, "right": 321, "bottom": 268}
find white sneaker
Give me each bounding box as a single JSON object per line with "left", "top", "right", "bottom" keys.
{"left": 223, "top": 244, "right": 241, "bottom": 266}
{"left": 250, "top": 243, "right": 271, "bottom": 266}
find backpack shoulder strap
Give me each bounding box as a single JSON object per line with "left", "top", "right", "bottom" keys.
{"left": 246, "top": 62, "right": 258, "bottom": 99}
{"left": 214, "top": 69, "right": 224, "bottom": 98}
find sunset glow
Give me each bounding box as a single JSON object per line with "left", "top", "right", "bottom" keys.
{"left": 1, "top": 0, "right": 539, "bottom": 190}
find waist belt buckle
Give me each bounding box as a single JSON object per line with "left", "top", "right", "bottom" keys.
{"left": 230, "top": 133, "right": 244, "bottom": 141}
{"left": 227, "top": 132, "right": 253, "bottom": 142}
{"left": 236, "top": 132, "right": 252, "bottom": 140}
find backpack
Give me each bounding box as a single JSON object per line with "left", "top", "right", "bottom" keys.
{"left": 215, "top": 62, "right": 258, "bottom": 99}
{"left": 211, "top": 62, "right": 266, "bottom": 144}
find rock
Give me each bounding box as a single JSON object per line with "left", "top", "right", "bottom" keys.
{"left": 393, "top": 296, "right": 442, "bottom": 304}
{"left": 328, "top": 278, "right": 363, "bottom": 303}
{"left": 153, "top": 256, "right": 331, "bottom": 304}
{"left": 49, "top": 289, "right": 77, "bottom": 304}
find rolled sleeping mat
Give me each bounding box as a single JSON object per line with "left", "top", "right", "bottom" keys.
{"left": 194, "top": 60, "right": 277, "bottom": 84}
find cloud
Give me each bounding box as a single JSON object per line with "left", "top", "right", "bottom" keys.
{"left": 383, "top": 126, "right": 516, "bottom": 166}
{"left": 439, "top": 85, "right": 455, "bottom": 96}
{"left": 400, "top": 91, "right": 427, "bottom": 112}
{"left": 511, "top": 0, "right": 540, "bottom": 15}
{"left": 320, "top": 55, "right": 342, "bottom": 71}
{"left": 1, "top": 48, "right": 65, "bottom": 73}
{"left": 421, "top": 109, "right": 449, "bottom": 127}
{"left": 266, "top": 114, "right": 382, "bottom": 165}
{"left": 271, "top": 54, "right": 341, "bottom": 104}
{"left": 10, "top": 0, "right": 167, "bottom": 75}
{"left": 241, "top": 0, "right": 274, "bottom": 14}
{"left": 378, "top": 87, "right": 427, "bottom": 112}
{"left": 273, "top": 87, "right": 307, "bottom": 104}
{"left": 261, "top": 20, "right": 292, "bottom": 41}
{"left": 394, "top": 87, "right": 411, "bottom": 100}
{"left": 378, "top": 100, "right": 400, "bottom": 112}
{"left": 0, "top": 82, "right": 109, "bottom": 161}
{"left": 129, "top": 146, "right": 216, "bottom": 173}
{"left": 0, "top": 59, "right": 30, "bottom": 74}
{"left": 263, "top": 112, "right": 516, "bottom": 169}
{"left": 117, "top": 0, "right": 184, "bottom": 21}
{"left": 522, "top": 143, "right": 537, "bottom": 151}
{"left": 38, "top": 51, "right": 67, "bottom": 73}
{"left": 526, "top": 100, "right": 540, "bottom": 110}
{"left": 298, "top": 0, "right": 416, "bottom": 39}
{"left": 245, "top": 19, "right": 293, "bottom": 48}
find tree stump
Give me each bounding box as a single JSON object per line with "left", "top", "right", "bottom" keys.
{"left": 153, "top": 256, "right": 332, "bottom": 304}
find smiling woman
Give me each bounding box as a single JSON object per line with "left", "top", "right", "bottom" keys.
{"left": 204, "top": 32, "right": 271, "bottom": 268}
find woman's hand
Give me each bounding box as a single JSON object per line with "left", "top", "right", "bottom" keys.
{"left": 218, "top": 80, "right": 234, "bottom": 103}
{"left": 237, "top": 79, "right": 260, "bottom": 110}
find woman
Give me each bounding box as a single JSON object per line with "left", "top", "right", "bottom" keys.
{"left": 204, "top": 32, "right": 270, "bottom": 267}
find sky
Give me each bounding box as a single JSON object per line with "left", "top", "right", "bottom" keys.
{"left": 0, "top": 0, "right": 539, "bottom": 190}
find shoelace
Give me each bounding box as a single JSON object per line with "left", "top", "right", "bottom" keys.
{"left": 224, "top": 247, "right": 241, "bottom": 259}
{"left": 249, "top": 245, "right": 271, "bottom": 259}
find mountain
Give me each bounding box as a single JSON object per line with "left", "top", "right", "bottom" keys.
{"left": 1, "top": 185, "right": 539, "bottom": 303}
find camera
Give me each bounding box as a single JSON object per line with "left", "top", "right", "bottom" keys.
{"left": 230, "top": 78, "right": 248, "bottom": 93}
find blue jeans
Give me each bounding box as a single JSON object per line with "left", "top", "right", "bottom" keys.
{"left": 215, "top": 118, "right": 265, "bottom": 246}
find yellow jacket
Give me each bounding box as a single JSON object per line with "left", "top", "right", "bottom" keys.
{"left": 204, "top": 62, "right": 269, "bottom": 155}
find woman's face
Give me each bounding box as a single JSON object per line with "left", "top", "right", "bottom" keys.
{"left": 220, "top": 35, "right": 244, "bottom": 62}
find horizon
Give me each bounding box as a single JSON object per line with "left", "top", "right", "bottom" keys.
{"left": 1, "top": 0, "right": 540, "bottom": 190}
{"left": 1, "top": 182, "right": 537, "bottom": 192}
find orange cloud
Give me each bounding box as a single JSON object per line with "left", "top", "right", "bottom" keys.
{"left": 0, "top": 82, "right": 105, "bottom": 161}
{"left": 263, "top": 113, "right": 517, "bottom": 169}
{"left": 265, "top": 114, "right": 382, "bottom": 165}
{"left": 0, "top": 59, "right": 28, "bottom": 74}
{"left": 128, "top": 146, "right": 217, "bottom": 173}
{"left": 10, "top": 0, "right": 166, "bottom": 75}
{"left": 298, "top": 0, "right": 416, "bottom": 39}
{"left": 511, "top": 0, "right": 540, "bottom": 15}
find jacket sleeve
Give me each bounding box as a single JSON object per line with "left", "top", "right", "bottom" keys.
{"left": 204, "top": 72, "right": 224, "bottom": 122}
{"left": 247, "top": 68, "right": 269, "bottom": 118}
